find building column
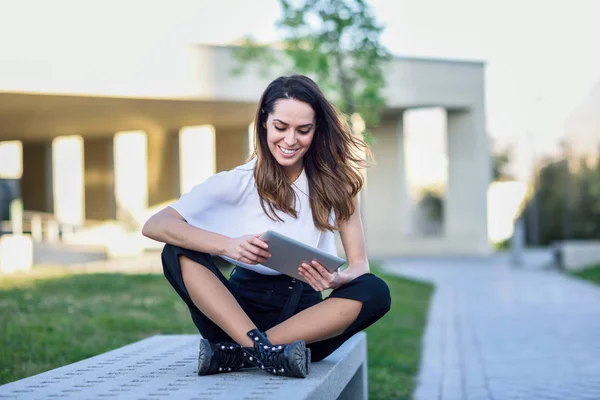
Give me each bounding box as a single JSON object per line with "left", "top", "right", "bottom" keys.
{"left": 113, "top": 131, "right": 148, "bottom": 226}
{"left": 83, "top": 136, "right": 115, "bottom": 220}
{"left": 21, "top": 141, "right": 54, "bottom": 213}
{"left": 178, "top": 125, "right": 216, "bottom": 195}
{"left": 364, "top": 113, "right": 411, "bottom": 257}
{"left": 446, "top": 107, "right": 491, "bottom": 254}
{"left": 0, "top": 141, "right": 23, "bottom": 221}
{"left": 147, "top": 127, "right": 179, "bottom": 207}
{"left": 52, "top": 136, "right": 85, "bottom": 226}
{"left": 396, "top": 113, "right": 413, "bottom": 239}
{"left": 216, "top": 125, "right": 249, "bottom": 172}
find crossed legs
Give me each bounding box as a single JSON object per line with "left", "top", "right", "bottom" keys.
{"left": 162, "top": 243, "right": 390, "bottom": 366}
{"left": 180, "top": 255, "right": 363, "bottom": 347}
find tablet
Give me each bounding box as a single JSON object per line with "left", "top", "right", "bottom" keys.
{"left": 259, "top": 230, "right": 346, "bottom": 282}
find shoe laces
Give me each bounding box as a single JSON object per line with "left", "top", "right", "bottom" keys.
{"left": 215, "top": 344, "right": 243, "bottom": 370}
{"left": 256, "top": 343, "right": 286, "bottom": 373}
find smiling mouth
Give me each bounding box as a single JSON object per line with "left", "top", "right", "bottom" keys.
{"left": 278, "top": 146, "right": 299, "bottom": 155}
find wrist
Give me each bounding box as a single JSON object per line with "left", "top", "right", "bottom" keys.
{"left": 343, "top": 265, "right": 369, "bottom": 279}
{"left": 216, "top": 235, "right": 231, "bottom": 256}
{"left": 346, "top": 262, "right": 369, "bottom": 273}
{"left": 191, "top": 229, "right": 230, "bottom": 256}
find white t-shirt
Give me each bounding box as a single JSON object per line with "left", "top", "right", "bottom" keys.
{"left": 170, "top": 158, "right": 338, "bottom": 275}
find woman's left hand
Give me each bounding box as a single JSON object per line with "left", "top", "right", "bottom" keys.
{"left": 298, "top": 260, "right": 367, "bottom": 292}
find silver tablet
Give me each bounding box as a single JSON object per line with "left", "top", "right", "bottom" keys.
{"left": 259, "top": 230, "right": 346, "bottom": 282}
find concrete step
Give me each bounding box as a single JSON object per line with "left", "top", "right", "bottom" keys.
{"left": 33, "top": 242, "right": 108, "bottom": 265}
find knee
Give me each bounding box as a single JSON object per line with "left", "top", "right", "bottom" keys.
{"left": 161, "top": 244, "right": 178, "bottom": 273}
{"left": 161, "top": 245, "right": 204, "bottom": 285}
{"left": 161, "top": 244, "right": 178, "bottom": 267}
{"left": 162, "top": 244, "right": 212, "bottom": 273}
{"left": 361, "top": 274, "right": 391, "bottom": 319}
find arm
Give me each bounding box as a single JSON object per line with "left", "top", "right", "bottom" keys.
{"left": 298, "top": 194, "right": 369, "bottom": 291}
{"left": 142, "top": 206, "right": 270, "bottom": 264}
{"left": 142, "top": 206, "right": 229, "bottom": 255}
{"left": 337, "top": 194, "right": 370, "bottom": 276}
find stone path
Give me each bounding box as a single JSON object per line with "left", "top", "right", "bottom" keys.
{"left": 383, "top": 252, "right": 600, "bottom": 400}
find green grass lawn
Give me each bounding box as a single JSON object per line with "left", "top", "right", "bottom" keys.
{"left": 570, "top": 263, "right": 600, "bottom": 285}
{"left": 0, "top": 265, "right": 433, "bottom": 399}
{"left": 365, "top": 268, "right": 433, "bottom": 400}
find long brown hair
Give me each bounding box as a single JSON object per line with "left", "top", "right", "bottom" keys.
{"left": 250, "top": 75, "right": 373, "bottom": 231}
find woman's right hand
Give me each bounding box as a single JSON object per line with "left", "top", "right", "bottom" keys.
{"left": 224, "top": 234, "right": 271, "bottom": 265}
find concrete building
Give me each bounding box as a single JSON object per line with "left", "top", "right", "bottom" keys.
{"left": 0, "top": 44, "right": 491, "bottom": 258}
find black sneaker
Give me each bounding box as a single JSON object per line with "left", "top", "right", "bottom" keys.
{"left": 197, "top": 339, "right": 246, "bottom": 375}
{"left": 262, "top": 331, "right": 311, "bottom": 375}
{"left": 305, "top": 347, "right": 311, "bottom": 375}
{"left": 242, "top": 329, "right": 308, "bottom": 378}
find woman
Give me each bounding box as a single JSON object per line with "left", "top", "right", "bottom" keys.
{"left": 142, "top": 75, "right": 391, "bottom": 379}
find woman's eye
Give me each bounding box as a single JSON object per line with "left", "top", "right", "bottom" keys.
{"left": 274, "top": 126, "right": 310, "bottom": 134}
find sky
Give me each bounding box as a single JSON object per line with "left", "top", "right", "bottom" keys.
{"left": 1, "top": 0, "right": 599, "bottom": 181}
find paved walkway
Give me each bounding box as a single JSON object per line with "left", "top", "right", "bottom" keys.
{"left": 383, "top": 252, "right": 600, "bottom": 400}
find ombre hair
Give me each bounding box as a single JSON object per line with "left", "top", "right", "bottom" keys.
{"left": 250, "top": 75, "right": 373, "bottom": 231}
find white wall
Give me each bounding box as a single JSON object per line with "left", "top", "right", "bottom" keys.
{"left": 0, "top": 44, "right": 485, "bottom": 111}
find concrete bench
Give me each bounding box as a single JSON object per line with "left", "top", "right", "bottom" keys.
{"left": 552, "top": 239, "right": 600, "bottom": 271}
{"left": 0, "top": 332, "right": 367, "bottom": 400}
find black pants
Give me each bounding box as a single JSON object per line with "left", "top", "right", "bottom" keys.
{"left": 161, "top": 244, "right": 391, "bottom": 362}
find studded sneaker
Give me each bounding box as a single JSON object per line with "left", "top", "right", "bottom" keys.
{"left": 242, "top": 329, "right": 308, "bottom": 378}
{"left": 197, "top": 339, "right": 246, "bottom": 375}
{"left": 263, "top": 330, "right": 311, "bottom": 376}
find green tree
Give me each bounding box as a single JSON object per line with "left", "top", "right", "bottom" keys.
{"left": 233, "top": 0, "right": 390, "bottom": 139}
{"left": 418, "top": 189, "right": 443, "bottom": 222}
{"left": 571, "top": 156, "right": 600, "bottom": 238}
{"left": 519, "top": 151, "right": 600, "bottom": 246}
{"left": 491, "top": 141, "right": 514, "bottom": 181}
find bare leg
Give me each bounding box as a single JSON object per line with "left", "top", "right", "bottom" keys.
{"left": 265, "top": 298, "right": 362, "bottom": 344}
{"left": 180, "top": 256, "right": 255, "bottom": 346}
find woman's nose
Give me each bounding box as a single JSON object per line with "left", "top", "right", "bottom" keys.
{"left": 284, "top": 130, "right": 297, "bottom": 146}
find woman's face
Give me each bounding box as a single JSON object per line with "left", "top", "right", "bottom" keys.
{"left": 265, "top": 98, "right": 316, "bottom": 179}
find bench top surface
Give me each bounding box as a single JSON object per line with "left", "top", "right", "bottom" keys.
{"left": 0, "top": 332, "right": 366, "bottom": 400}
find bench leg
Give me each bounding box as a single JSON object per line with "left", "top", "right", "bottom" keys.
{"left": 337, "top": 361, "right": 368, "bottom": 400}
